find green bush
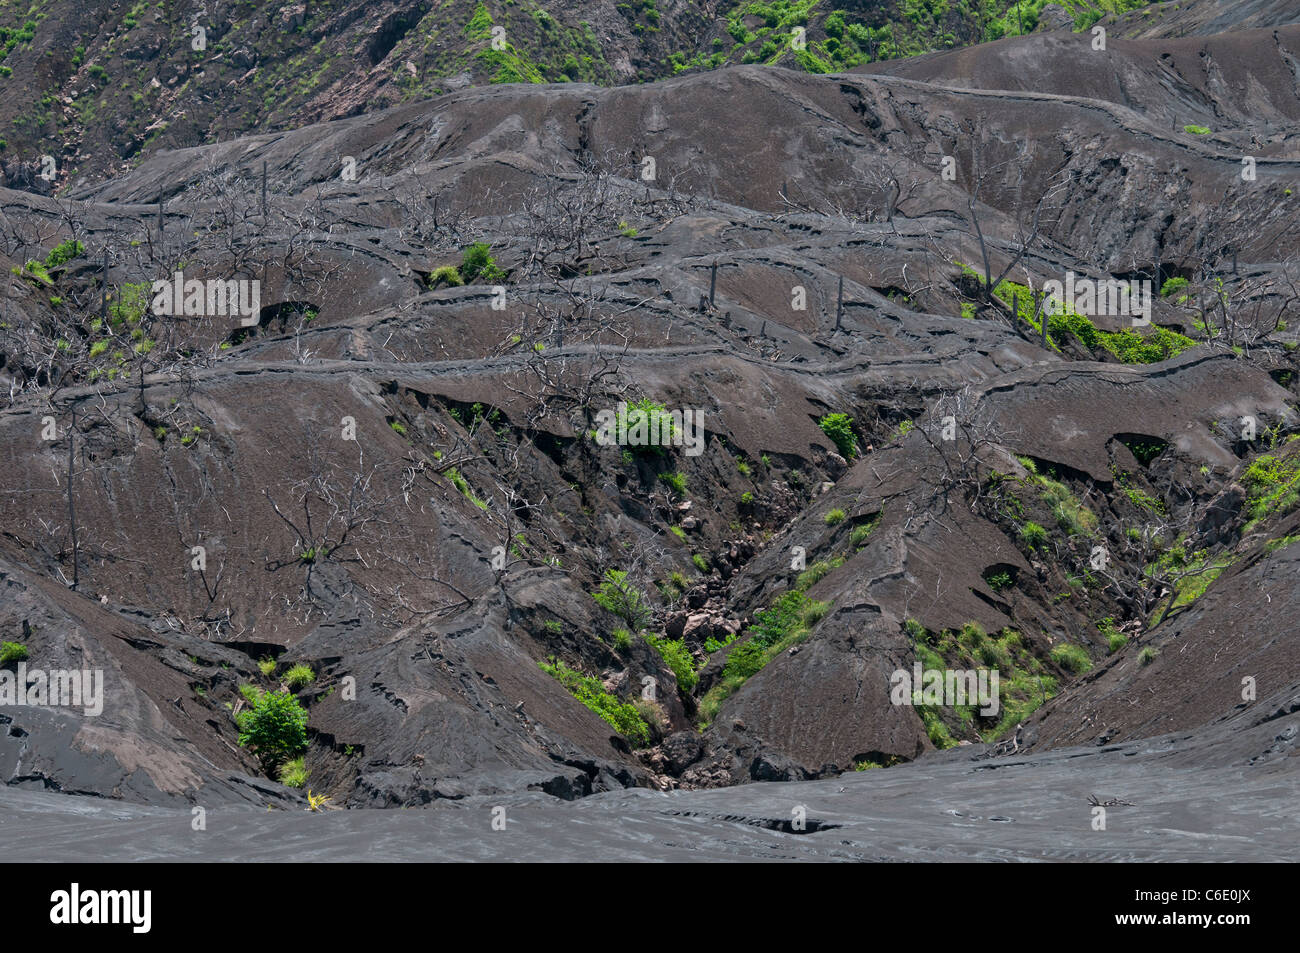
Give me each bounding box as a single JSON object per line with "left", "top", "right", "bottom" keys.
{"left": 591, "top": 569, "right": 652, "bottom": 630}
{"left": 1160, "top": 277, "right": 1189, "bottom": 297}
{"left": 45, "top": 239, "right": 84, "bottom": 268}
{"left": 617, "top": 399, "right": 677, "bottom": 456}
{"left": 817, "top": 413, "right": 858, "bottom": 459}
{"left": 645, "top": 633, "right": 698, "bottom": 692}
{"left": 460, "top": 242, "right": 506, "bottom": 282}
{"left": 539, "top": 658, "right": 651, "bottom": 747}
{"left": 0, "top": 641, "right": 29, "bottom": 665}
{"left": 257, "top": 656, "right": 276, "bottom": 676}
{"left": 692, "top": 553, "right": 710, "bottom": 573}
{"left": 236, "top": 689, "right": 309, "bottom": 766}
{"left": 824, "top": 508, "right": 846, "bottom": 525}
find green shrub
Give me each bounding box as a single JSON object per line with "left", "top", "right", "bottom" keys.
{"left": 284, "top": 664, "right": 315, "bottom": 690}
{"left": 617, "top": 399, "right": 677, "bottom": 456}
{"left": 460, "top": 242, "right": 506, "bottom": 282}
{"left": 612, "top": 628, "right": 633, "bottom": 653}
{"left": 645, "top": 632, "right": 698, "bottom": 692}
{"left": 539, "top": 658, "right": 651, "bottom": 747}
{"left": 824, "top": 508, "right": 846, "bottom": 525}
{"left": 45, "top": 239, "right": 84, "bottom": 268}
{"left": 0, "top": 641, "right": 29, "bottom": 665}
{"left": 591, "top": 569, "right": 652, "bottom": 630}
{"left": 692, "top": 553, "right": 710, "bottom": 573}
{"left": 257, "top": 656, "right": 276, "bottom": 677}
{"left": 817, "top": 413, "right": 858, "bottom": 459}
{"left": 236, "top": 689, "right": 309, "bottom": 766}
{"left": 1160, "top": 277, "right": 1189, "bottom": 297}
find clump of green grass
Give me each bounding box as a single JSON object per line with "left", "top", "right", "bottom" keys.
{"left": 659, "top": 471, "right": 687, "bottom": 495}
{"left": 284, "top": 664, "right": 315, "bottom": 690}
{"left": 1243, "top": 452, "right": 1300, "bottom": 525}
{"left": 0, "top": 641, "right": 29, "bottom": 665}
{"left": 257, "top": 656, "right": 277, "bottom": 677}
{"left": 539, "top": 658, "right": 651, "bottom": 747}
{"left": 429, "top": 265, "right": 463, "bottom": 288}
{"left": 1138, "top": 646, "right": 1159, "bottom": 666}
{"left": 278, "top": 756, "right": 309, "bottom": 788}
{"left": 1020, "top": 521, "right": 1049, "bottom": 548}
{"left": 1050, "top": 643, "right": 1093, "bottom": 674}
{"left": 697, "top": 591, "right": 830, "bottom": 726}
{"left": 824, "top": 508, "right": 846, "bottom": 525}
{"left": 1097, "top": 617, "right": 1128, "bottom": 653}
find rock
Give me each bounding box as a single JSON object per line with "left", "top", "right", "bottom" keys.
{"left": 825, "top": 452, "right": 847, "bottom": 477}
{"left": 662, "top": 731, "right": 704, "bottom": 774}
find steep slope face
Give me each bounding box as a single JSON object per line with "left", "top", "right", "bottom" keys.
{"left": 861, "top": 24, "right": 1300, "bottom": 145}
{"left": 1113, "top": 0, "right": 1300, "bottom": 37}
{"left": 1, "top": 25, "right": 1298, "bottom": 806}
{"left": 0, "top": 0, "right": 1150, "bottom": 187}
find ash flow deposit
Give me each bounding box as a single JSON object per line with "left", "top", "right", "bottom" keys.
{"left": 0, "top": 0, "right": 1298, "bottom": 866}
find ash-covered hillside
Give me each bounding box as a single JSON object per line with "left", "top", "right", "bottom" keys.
{"left": 0, "top": 0, "right": 1297, "bottom": 838}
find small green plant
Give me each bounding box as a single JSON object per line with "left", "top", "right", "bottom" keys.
{"left": 1050, "top": 643, "right": 1093, "bottom": 674}
{"left": 692, "top": 553, "right": 710, "bottom": 573}
{"left": 824, "top": 508, "right": 846, "bottom": 526}
{"left": 984, "top": 569, "right": 1013, "bottom": 592}
{"left": 429, "top": 265, "right": 463, "bottom": 288}
{"left": 645, "top": 632, "right": 698, "bottom": 692}
{"left": 1183, "top": 124, "right": 1211, "bottom": 135}
{"left": 612, "top": 628, "right": 633, "bottom": 653}
{"left": 1138, "top": 646, "right": 1159, "bottom": 666}
{"left": 1160, "top": 277, "right": 1189, "bottom": 297}
{"left": 1097, "top": 618, "right": 1127, "bottom": 653}
{"left": 736, "top": 459, "right": 751, "bottom": 477}
{"left": 740, "top": 491, "right": 754, "bottom": 504}
{"left": 389, "top": 421, "right": 407, "bottom": 436}
{"left": 257, "top": 656, "right": 277, "bottom": 677}
{"left": 1020, "top": 521, "right": 1048, "bottom": 548}
{"left": 817, "top": 413, "right": 859, "bottom": 459}
{"left": 278, "top": 756, "right": 309, "bottom": 788}
{"left": 539, "top": 658, "right": 651, "bottom": 747}
{"left": 0, "top": 641, "right": 29, "bottom": 665}
{"left": 659, "top": 471, "right": 687, "bottom": 495}
{"left": 284, "top": 664, "right": 316, "bottom": 690}
{"left": 236, "top": 689, "right": 309, "bottom": 767}
{"left": 591, "top": 569, "right": 652, "bottom": 630}
{"left": 460, "top": 242, "right": 507, "bottom": 282}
